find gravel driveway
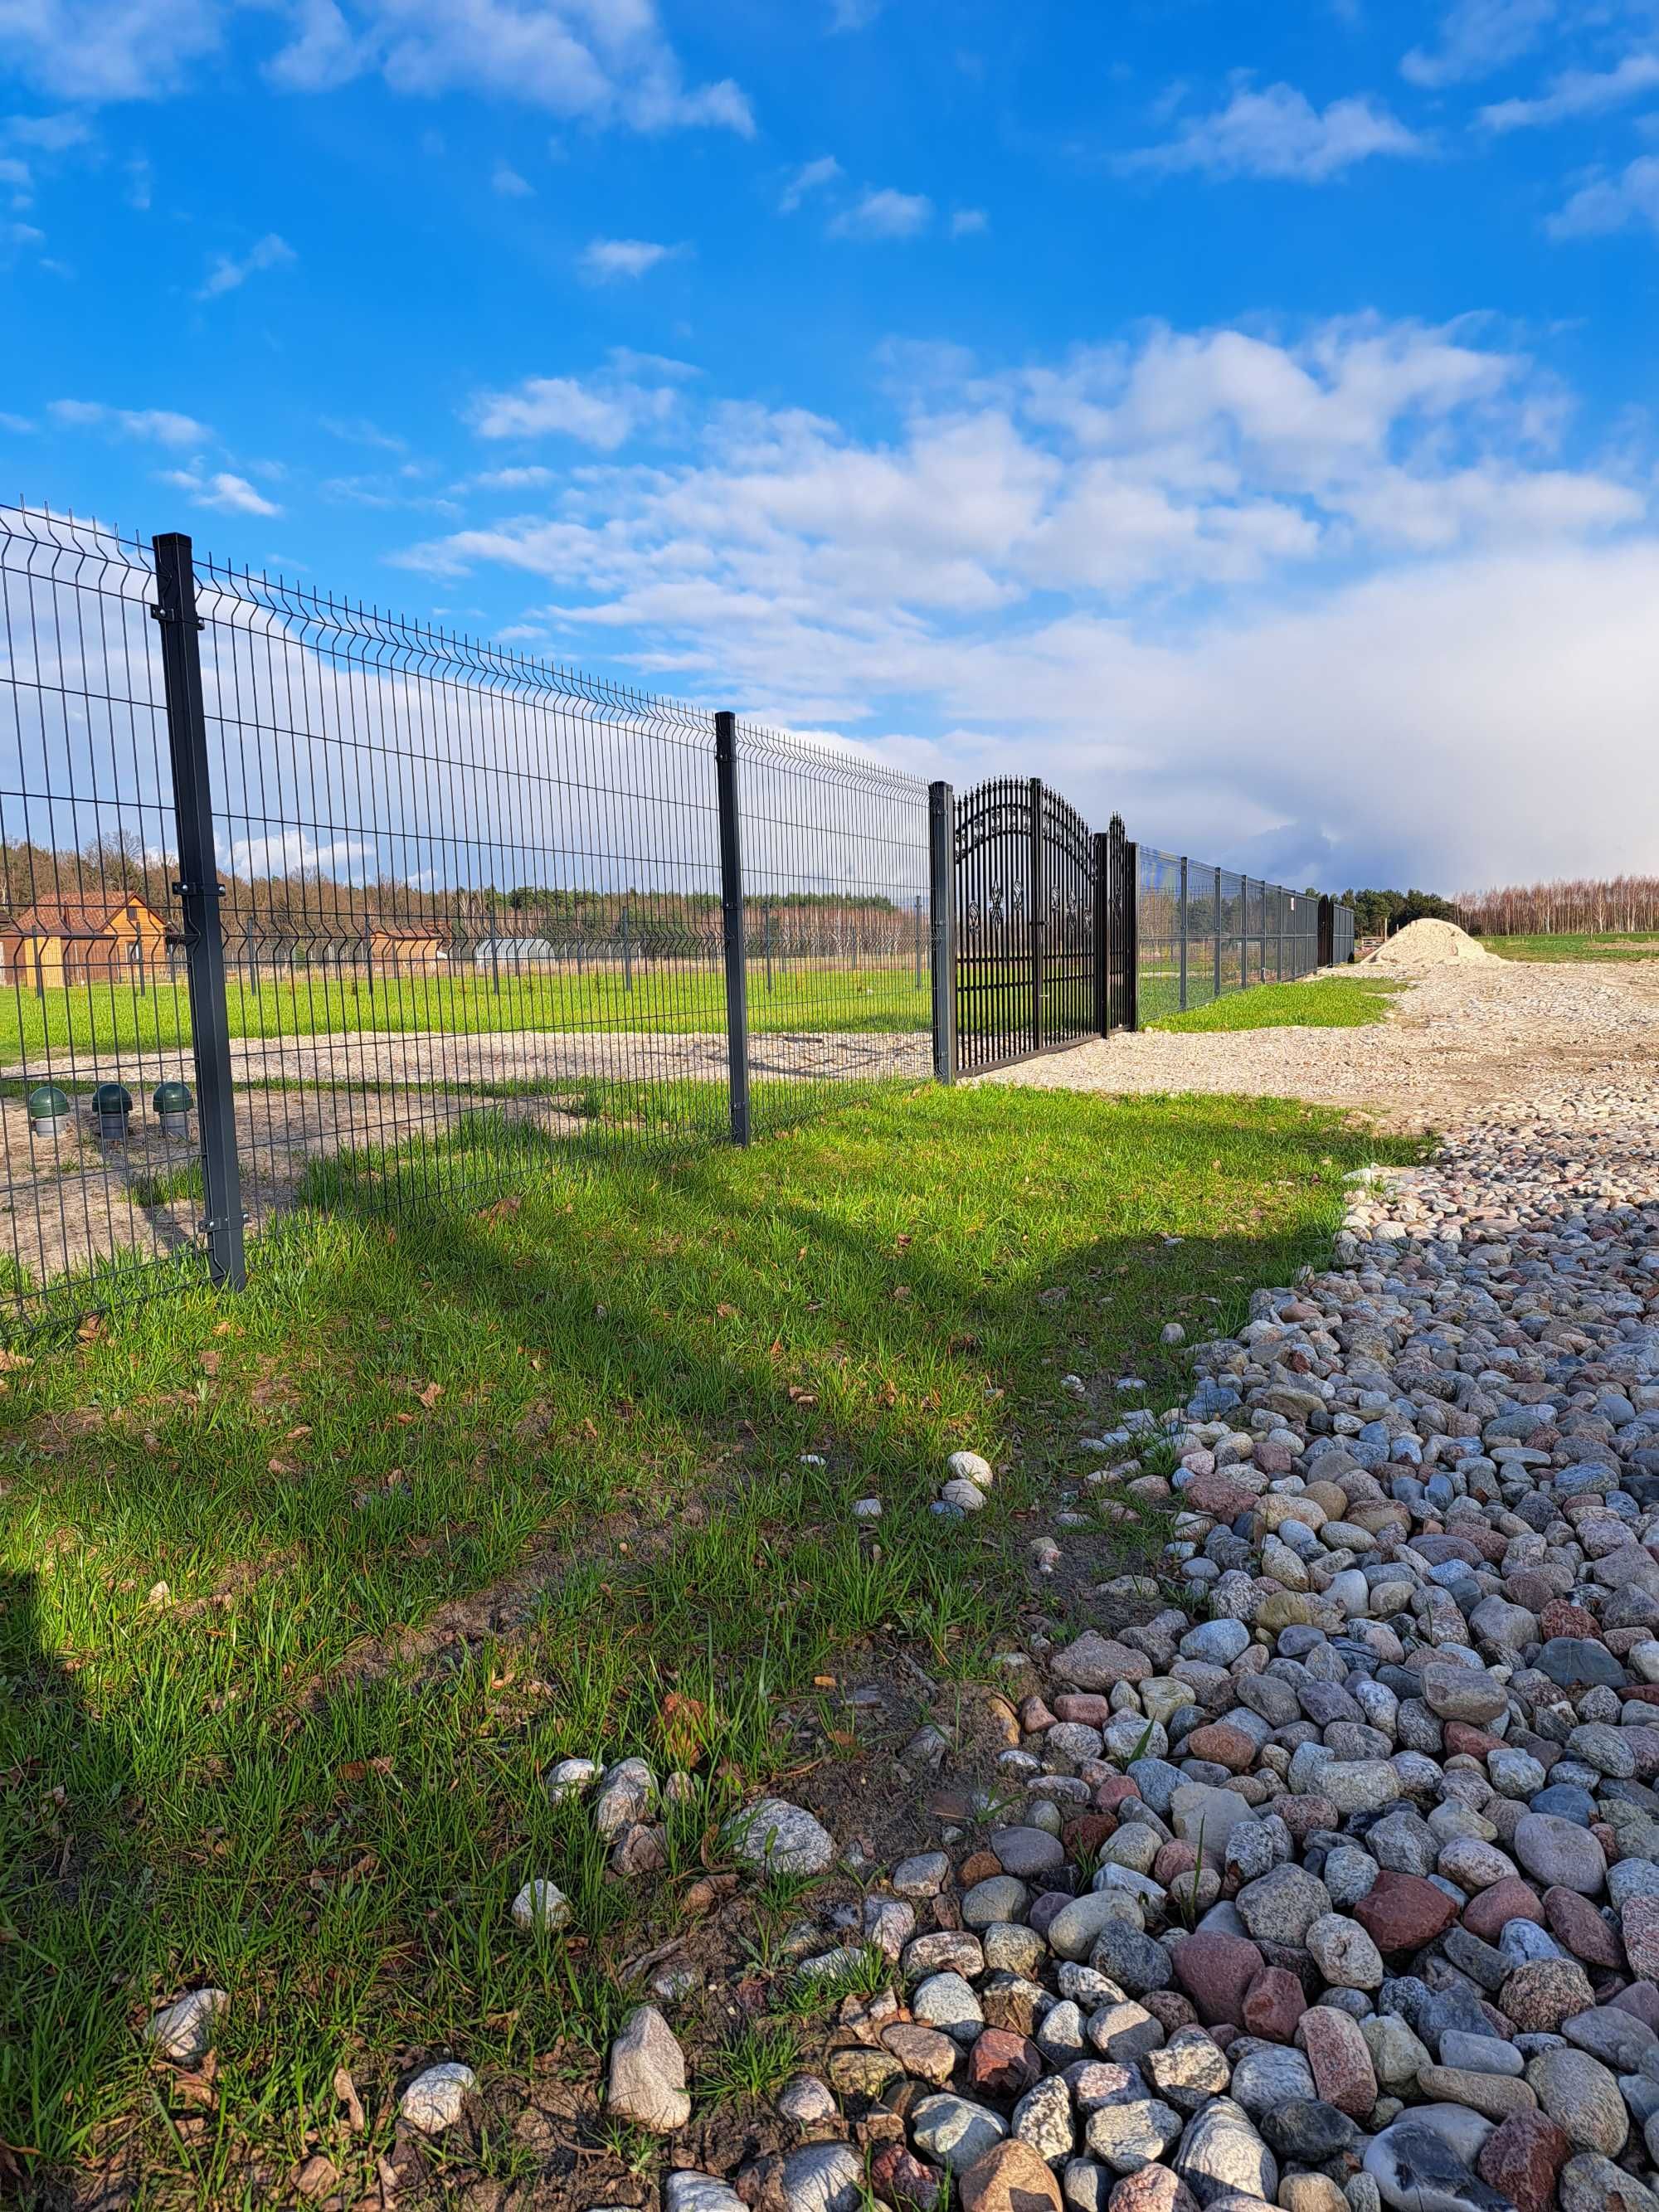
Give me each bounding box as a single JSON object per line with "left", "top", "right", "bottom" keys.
{"left": 971, "top": 958, "right": 1659, "bottom": 1129}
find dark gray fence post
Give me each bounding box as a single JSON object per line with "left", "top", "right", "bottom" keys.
{"left": 1122, "top": 831, "right": 1140, "bottom": 1031}
{"left": 1178, "top": 854, "right": 1190, "bottom": 1013}
{"left": 152, "top": 532, "right": 246, "bottom": 1290}
{"left": 928, "top": 780, "right": 956, "bottom": 1084}
{"left": 1093, "top": 830, "right": 1110, "bottom": 1035}
{"left": 714, "top": 711, "right": 751, "bottom": 1145}
{"left": 1214, "top": 866, "right": 1223, "bottom": 1000}
{"left": 1029, "top": 776, "right": 1044, "bottom": 1053}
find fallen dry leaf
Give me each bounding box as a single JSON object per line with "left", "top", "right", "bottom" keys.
{"left": 333, "top": 2067, "right": 366, "bottom": 2132}
{"left": 659, "top": 1689, "right": 709, "bottom": 1767}
{"left": 416, "top": 1381, "right": 443, "bottom": 1410}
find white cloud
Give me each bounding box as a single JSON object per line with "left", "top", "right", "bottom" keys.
{"left": 0, "top": 0, "right": 224, "bottom": 101}
{"left": 1401, "top": 0, "right": 1556, "bottom": 89}
{"left": 392, "top": 316, "right": 1652, "bottom": 885}
{"left": 321, "top": 415, "right": 407, "bottom": 452}
{"left": 49, "top": 399, "right": 211, "bottom": 445}
{"left": 262, "top": 0, "right": 755, "bottom": 135}
{"left": 578, "top": 235, "right": 682, "bottom": 281}
{"left": 951, "top": 207, "right": 989, "bottom": 236}
{"left": 0, "top": 2, "right": 753, "bottom": 134}
{"left": 159, "top": 469, "right": 282, "bottom": 517}
{"left": 1479, "top": 49, "right": 1659, "bottom": 129}
{"left": 491, "top": 160, "right": 533, "bottom": 197}
{"left": 196, "top": 231, "right": 296, "bottom": 299}
{"left": 1124, "top": 82, "right": 1428, "bottom": 182}
{"left": 780, "top": 154, "right": 841, "bottom": 213}
{"left": 829, "top": 187, "right": 933, "bottom": 239}
{"left": 1548, "top": 154, "right": 1659, "bottom": 236}
{"left": 474, "top": 464, "right": 556, "bottom": 489}
{"left": 468, "top": 369, "right": 678, "bottom": 447}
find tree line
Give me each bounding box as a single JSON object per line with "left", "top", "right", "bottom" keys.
{"left": 1337, "top": 888, "right": 1460, "bottom": 938}
{"left": 0, "top": 834, "right": 921, "bottom": 960}
{"left": 1452, "top": 878, "right": 1659, "bottom": 938}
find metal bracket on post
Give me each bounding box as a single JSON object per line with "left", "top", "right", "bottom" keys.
{"left": 152, "top": 532, "right": 246, "bottom": 1290}
{"left": 714, "top": 712, "right": 751, "bottom": 1145}
{"left": 928, "top": 781, "right": 956, "bottom": 1084}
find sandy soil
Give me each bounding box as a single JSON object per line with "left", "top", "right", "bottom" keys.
{"left": 969, "top": 956, "right": 1659, "bottom": 1129}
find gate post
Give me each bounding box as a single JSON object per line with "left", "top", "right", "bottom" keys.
{"left": 1178, "top": 854, "right": 1190, "bottom": 1013}
{"left": 151, "top": 532, "right": 246, "bottom": 1289}
{"left": 928, "top": 781, "right": 956, "bottom": 1084}
{"left": 1093, "top": 829, "right": 1110, "bottom": 1035}
{"left": 714, "top": 711, "right": 751, "bottom": 1145}
{"left": 1029, "top": 777, "right": 1044, "bottom": 1054}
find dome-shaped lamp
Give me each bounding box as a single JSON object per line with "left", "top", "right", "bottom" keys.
{"left": 153, "top": 1080, "right": 194, "bottom": 1139}
{"left": 90, "top": 1082, "right": 134, "bottom": 1140}
{"left": 27, "top": 1082, "right": 71, "bottom": 1140}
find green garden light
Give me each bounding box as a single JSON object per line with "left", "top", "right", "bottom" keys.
{"left": 153, "top": 1080, "right": 194, "bottom": 1139}
{"left": 27, "top": 1082, "right": 71, "bottom": 1140}
{"left": 90, "top": 1082, "right": 134, "bottom": 1140}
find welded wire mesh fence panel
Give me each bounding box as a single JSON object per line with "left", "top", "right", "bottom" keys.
{"left": 1129, "top": 840, "right": 1350, "bottom": 1028}
{"left": 1219, "top": 868, "right": 1246, "bottom": 996}
{"left": 0, "top": 507, "right": 215, "bottom": 1320}
{"left": 732, "top": 722, "right": 930, "bottom": 1132}
{"left": 1135, "top": 847, "right": 1184, "bottom": 1023}
{"left": 191, "top": 552, "right": 735, "bottom": 1225}
{"left": 1183, "top": 863, "right": 1219, "bottom": 1014}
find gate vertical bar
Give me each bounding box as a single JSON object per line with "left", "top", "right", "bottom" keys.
{"left": 1214, "top": 866, "right": 1223, "bottom": 1000}
{"left": 928, "top": 780, "right": 956, "bottom": 1083}
{"left": 714, "top": 711, "right": 751, "bottom": 1145}
{"left": 1029, "top": 777, "right": 1044, "bottom": 1053}
{"left": 152, "top": 532, "right": 246, "bottom": 1289}
{"left": 1179, "top": 854, "right": 1189, "bottom": 1013}
{"left": 1121, "top": 829, "right": 1140, "bottom": 1032}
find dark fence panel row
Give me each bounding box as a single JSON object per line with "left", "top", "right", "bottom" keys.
{"left": 1135, "top": 848, "right": 1327, "bottom": 1023}
{"left": 0, "top": 501, "right": 1353, "bottom": 1323}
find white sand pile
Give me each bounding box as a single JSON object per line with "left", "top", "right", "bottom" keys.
{"left": 1360, "top": 916, "right": 1492, "bottom": 970}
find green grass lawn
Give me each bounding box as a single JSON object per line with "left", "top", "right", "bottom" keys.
{"left": 1479, "top": 930, "right": 1659, "bottom": 963}
{"left": 1149, "top": 974, "right": 1404, "bottom": 1033}
{"left": 0, "top": 962, "right": 930, "bottom": 1064}
{"left": 0, "top": 1084, "right": 1422, "bottom": 2200}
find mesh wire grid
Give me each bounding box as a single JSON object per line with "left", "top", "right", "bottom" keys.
{"left": 0, "top": 507, "right": 215, "bottom": 1318}
{"left": 0, "top": 504, "right": 937, "bottom": 1314}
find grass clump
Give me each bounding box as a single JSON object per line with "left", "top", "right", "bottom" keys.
{"left": 1480, "top": 930, "right": 1659, "bottom": 963}
{"left": 1150, "top": 975, "right": 1403, "bottom": 1033}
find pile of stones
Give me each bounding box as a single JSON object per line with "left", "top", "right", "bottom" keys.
{"left": 656, "top": 1081, "right": 1659, "bottom": 2212}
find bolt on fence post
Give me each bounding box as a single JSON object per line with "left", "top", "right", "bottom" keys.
{"left": 1179, "top": 853, "right": 1189, "bottom": 1013}
{"left": 714, "top": 712, "right": 751, "bottom": 1145}
{"left": 151, "top": 532, "right": 246, "bottom": 1291}
{"left": 928, "top": 781, "right": 956, "bottom": 1084}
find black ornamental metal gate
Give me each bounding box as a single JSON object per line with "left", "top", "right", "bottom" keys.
{"left": 951, "top": 778, "right": 1127, "bottom": 1075}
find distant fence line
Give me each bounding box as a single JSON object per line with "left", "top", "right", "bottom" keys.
{"left": 0, "top": 501, "right": 1351, "bottom": 1321}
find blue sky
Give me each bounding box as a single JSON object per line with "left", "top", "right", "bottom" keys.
{"left": 7, "top": 0, "right": 1659, "bottom": 892}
